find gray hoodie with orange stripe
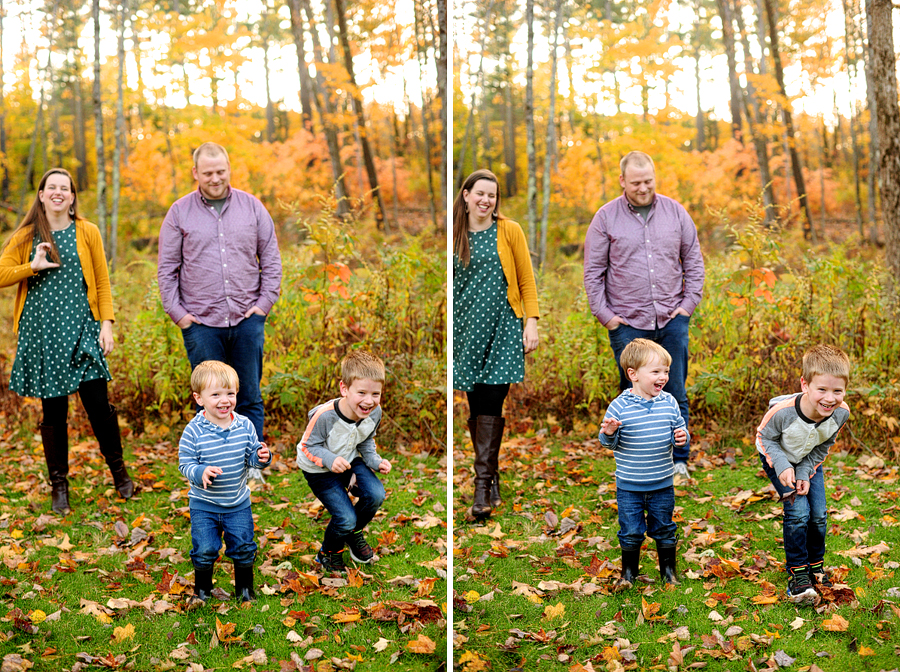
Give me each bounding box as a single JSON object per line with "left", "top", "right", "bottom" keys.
{"left": 295, "top": 399, "right": 384, "bottom": 474}
{"left": 755, "top": 393, "right": 850, "bottom": 482}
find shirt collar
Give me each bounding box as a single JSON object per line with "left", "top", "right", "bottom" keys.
{"left": 198, "top": 409, "right": 237, "bottom": 431}
{"left": 197, "top": 185, "right": 233, "bottom": 206}
{"left": 624, "top": 195, "right": 656, "bottom": 215}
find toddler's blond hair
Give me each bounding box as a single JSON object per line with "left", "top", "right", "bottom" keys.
{"left": 191, "top": 360, "right": 240, "bottom": 394}
{"left": 620, "top": 338, "right": 672, "bottom": 373}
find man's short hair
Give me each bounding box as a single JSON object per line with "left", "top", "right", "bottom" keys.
{"left": 620, "top": 338, "right": 672, "bottom": 373}
{"left": 802, "top": 344, "right": 850, "bottom": 385}
{"left": 620, "top": 151, "right": 655, "bottom": 176}
{"left": 341, "top": 350, "right": 385, "bottom": 386}
{"left": 193, "top": 142, "right": 229, "bottom": 167}
{"left": 191, "top": 360, "right": 240, "bottom": 394}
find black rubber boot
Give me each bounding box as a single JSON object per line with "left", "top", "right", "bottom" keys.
{"left": 89, "top": 404, "right": 134, "bottom": 499}
{"left": 471, "top": 416, "right": 504, "bottom": 519}
{"left": 189, "top": 567, "right": 214, "bottom": 607}
{"left": 469, "top": 416, "right": 502, "bottom": 508}
{"left": 615, "top": 548, "right": 640, "bottom": 590}
{"left": 658, "top": 545, "right": 681, "bottom": 585}
{"left": 234, "top": 564, "right": 256, "bottom": 603}
{"left": 40, "top": 424, "right": 71, "bottom": 514}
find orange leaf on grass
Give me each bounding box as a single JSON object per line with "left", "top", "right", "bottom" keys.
{"left": 822, "top": 614, "right": 849, "bottom": 632}
{"left": 331, "top": 608, "right": 362, "bottom": 623}
{"left": 407, "top": 634, "right": 436, "bottom": 654}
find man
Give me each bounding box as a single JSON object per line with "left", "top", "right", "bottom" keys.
{"left": 158, "top": 142, "right": 282, "bottom": 463}
{"left": 583, "top": 151, "right": 705, "bottom": 475}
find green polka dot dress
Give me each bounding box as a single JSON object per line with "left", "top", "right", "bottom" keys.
{"left": 10, "top": 224, "right": 111, "bottom": 398}
{"left": 453, "top": 221, "right": 524, "bottom": 392}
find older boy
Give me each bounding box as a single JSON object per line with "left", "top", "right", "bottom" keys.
{"left": 297, "top": 351, "right": 391, "bottom": 574}
{"left": 600, "top": 339, "right": 687, "bottom": 589}
{"left": 756, "top": 344, "right": 851, "bottom": 605}
{"left": 178, "top": 361, "right": 272, "bottom": 605}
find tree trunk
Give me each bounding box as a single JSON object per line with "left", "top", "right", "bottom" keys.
{"left": 864, "top": 0, "right": 880, "bottom": 244}
{"left": 111, "top": 0, "right": 127, "bottom": 271}
{"left": 867, "top": 0, "right": 900, "bottom": 288}
{"left": 715, "top": 0, "right": 743, "bottom": 141}
{"left": 763, "top": 0, "right": 816, "bottom": 241}
{"left": 693, "top": 48, "right": 704, "bottom": 151}
{"left": 334, "top": 0, "right": 387, "bottom": 230}
{"left": 455, "top": 0, "right": 494, "bottom": 191}
{"left": 73, "top": 70, "right": 88, "bottom": 192}
{"left": 93, "top": 0, "right": 107, "bottom": 246}
{"left": 20, "top": 30, "right": 55, "bottom": 214}
{"left": 841, "top": 0, "right": 864, "bottom": 239}
{"left": 525, "top": 0, "right": 537, "bottom": 249}
{"left": 263, "top": 33, "right": 275, "bottom": 143}
{"left": 0, "top": 0, "right": 9, "bottom": 206}
{"left": 435, "top": 0, "right": 447, "bottom": 222}
{"left": 286, "top": 0, "right": 313, "bottom": 131}
{"left": 297, "top": 0, "right": 349, "bottom": 219}
{"left": 734, "top": 0, "right": 776, "bottom": 225}
{"left": 539, "top": 0, "right": 563, "bottom": 268}
{"left": 503, "top": 68, "right": 517, "bottom": 197}
{"left": 412, "top": 0, "right": 436, "bottom": 231}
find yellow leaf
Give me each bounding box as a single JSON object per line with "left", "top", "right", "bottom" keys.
{"left": 464, "top": 590, "right": 481, "bottom": 604}
{"left": 112, "top": 623, "right": 135, "bottom": 642}
{"left": 859, "top": 646, "right": 876, "bottom": 656}
{"left": 11, "top": 530, "right": 23, "bottom": 539}
{"left": 526, "top": 593, "right": 543, "bottom": 604}
{"left": 29, "top": 610, "right": 46, "bottom": 624}
{"left": 282, "top": 616, "right": 296, "bottom": 628}
{"left": 132, "top": 514, "right": 145, "bottom": 528}
{"left": 543, "top": 602, "right": 565, "bottom": 621}
{"left": 331, "top": 609, "right": 361, "bottom": 623}
{"left": 96, "top": 613, "right": 113, "bottom": 624}
{"left": 407, "top": 634, "right": 436, "bottom": 654}
{"left": 822, "top": 614, "right": 849, "bottom": 632}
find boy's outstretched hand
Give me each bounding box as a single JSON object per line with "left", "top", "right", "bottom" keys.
{"left": 378, "top": 459, "right": 391, "bottom": 474}
{"left": 778, "top": 467, "right": 796, "bottom": 489}
{"left": 600, "top": 417, "right": 621, "bottom": 436}
{"left": 795, "top": 479, "right": 810, "bottom": 495}
{"left": 331, "top": 456, "right": 352, "bottom": 473}
{"left": 673, "top": 428, "right": 687, "bottom": 446}
{"left": 201, "top": 465, "right": 223, "bottom": 489}
{"left": 257, "top": 442, "right": 270, "bottom": 462}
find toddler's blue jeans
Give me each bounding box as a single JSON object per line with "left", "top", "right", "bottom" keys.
{"left": 616, "top": 486, "right": 678, "bottom": 550}
{"left": 759, "top": 453, "right": 827, "bottom": 571}
{"left": 190, "top": 505, "right": 257, "bottom": 570}
{"left": 303, "top": 457, "right": 386, "bottom": 553}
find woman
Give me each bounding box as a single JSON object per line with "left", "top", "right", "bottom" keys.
{"left": 453, "top": 169, "right": 539, "bottom": 519}
{"left": 0, "top": 168, "right": 134, "bottom": 514}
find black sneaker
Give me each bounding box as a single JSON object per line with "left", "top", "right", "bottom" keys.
{"left": 786, "top": 567, "right": 818, "bottom": 605}
{"left": 808, "top": 562, "right": 833, "bottom": 588}
{"left": 346, "top": 531, "right": 377, "bottom": 564}
{"left": 315, "top": 549, "right": 347, "bottom": 574}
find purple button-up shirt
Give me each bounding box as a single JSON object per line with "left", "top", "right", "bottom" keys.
{"left": 583, "top": 193, "right": 705, "bottom": 331}
{"left": 158, "top": 187, "right": 282, "bottom": 328}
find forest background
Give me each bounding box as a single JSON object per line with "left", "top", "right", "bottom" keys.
{"left": 453, "top": 0, "right": 900, "bottom": 453}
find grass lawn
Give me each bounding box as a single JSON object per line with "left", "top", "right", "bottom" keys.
{"left": 0, "top": 413, "right": 447, "bottom": 671}
{"left": 452, "top": 418, "right": 900, "bottom": 672}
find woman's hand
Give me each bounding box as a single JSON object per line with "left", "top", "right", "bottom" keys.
{"left": 99, "top": 320, "right": 115, "bottom": 355}
{"left": 523, "top": 317, "right": 539, "bottom": 354}
{"left": 30, "top": 242, "right": 59, "bottom": 272}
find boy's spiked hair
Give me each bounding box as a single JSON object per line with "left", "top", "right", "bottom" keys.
{"left": 802, "top": 344, "right": 850, "bottom": 385}
{"left": 341, "top": 350, "right": 385, "bottom": 386}
{"left": 191, "top": 360, "right": 240, "bottom": 394}
{"left": 620, "top": 338, "right": 672, "bottom": 373}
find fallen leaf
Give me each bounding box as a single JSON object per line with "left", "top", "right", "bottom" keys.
{"left": 543, "top": 602, "right": 565, "bottom": 621}
{"left": 373, "top": 638, "right": 391, "bottom": 652}
{"left": 407, "top": 634, "right": 436, "bottom": 654}
{"left": 821, "top": 614, "right": 849, "bottom": 631}
{"left": 112, "top": 624, "right": 135, "bottom": 643}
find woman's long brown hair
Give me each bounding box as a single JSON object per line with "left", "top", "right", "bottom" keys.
{"left": 452, "top": 169, "right": 505, "bottom": 267}
{"left": 1, "top": 168, "right": 83, "bottom": 264}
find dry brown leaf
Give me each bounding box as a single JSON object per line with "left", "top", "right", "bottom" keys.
{"left": 821, "top": 614, "right": 849, "bottom": 632}
{"left": 407, "top": 634, "right": 436, "bottom": 654}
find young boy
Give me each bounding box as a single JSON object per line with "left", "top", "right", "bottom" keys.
{"left": 178, "top": 361, "right": 272, "bottom": 605}
{"left": 296, "top": 350, "right": 391, "bottom": 574}
{"left": 599, "top": 339, "right": 687, "bottom": 589}
{"left": 756, "top": 344, "right": 851, "bottom": 606}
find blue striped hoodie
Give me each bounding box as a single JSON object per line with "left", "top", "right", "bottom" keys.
{"left": 178, "top": 411, "right": 272, "bottom": 513}
{"left": 599, "top": 389, "right": 685, "bottom": 492}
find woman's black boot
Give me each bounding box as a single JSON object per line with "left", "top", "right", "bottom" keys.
{"left": 89, "top": 404, "right": 134, "bottom": 499}
{"left": 40, "top": 424, "right": 71, "bottom": 514}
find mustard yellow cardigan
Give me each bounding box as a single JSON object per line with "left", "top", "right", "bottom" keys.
{"left": 496, "top": 218, "right": 540, "bottom": 320}
{"left": 0, "top": 220, "right": 115, "bottom": 333}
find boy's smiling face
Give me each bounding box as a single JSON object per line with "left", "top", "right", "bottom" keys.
{"left": 627, "top": 353, "right": 670, "bottom": 400}
{"left": 339, "top": 378, "right": 383, "bottom": 422}
{"left": 800, "top": 373, "right": 846, "bottom": 421}
{"left": 193, "top": 383, "right": 237, "bottom": 427}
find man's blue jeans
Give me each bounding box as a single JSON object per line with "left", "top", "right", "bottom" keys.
{"left": 303, "top": 458, "right": 386, "bottom": 553}
{"left": 181, "top": 313, "right": 266, "bottom": 438}
{"left": 616, "top": 486, "right": 678, "bottom": 550}
{"left": 189, "top": 506, "right": 257, "bottom": 570}
{"left": 759, "top": 454, "right": 827, "bottom": 570}
{"left": 608, "top": 314, "right": 691, "bottom": 462}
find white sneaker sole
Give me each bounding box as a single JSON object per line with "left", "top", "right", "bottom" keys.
{"left": 349, "top": 549, "right": 376, "bottom": 564}
{"left": 788, "top": 588, "right": 819, "bottom": 605}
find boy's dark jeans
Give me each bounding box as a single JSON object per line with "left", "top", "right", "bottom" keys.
{"left": 303, "top": 457, "right": 386, "bottom": 553}
{"left": 190, "top": 506, "right": 257, "bottom": 570}
{"left": 616, "top": 486, "right": 678, "bottom": 550}
{"left": 759, "top": 453, "right": 827, "bottom": 571}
